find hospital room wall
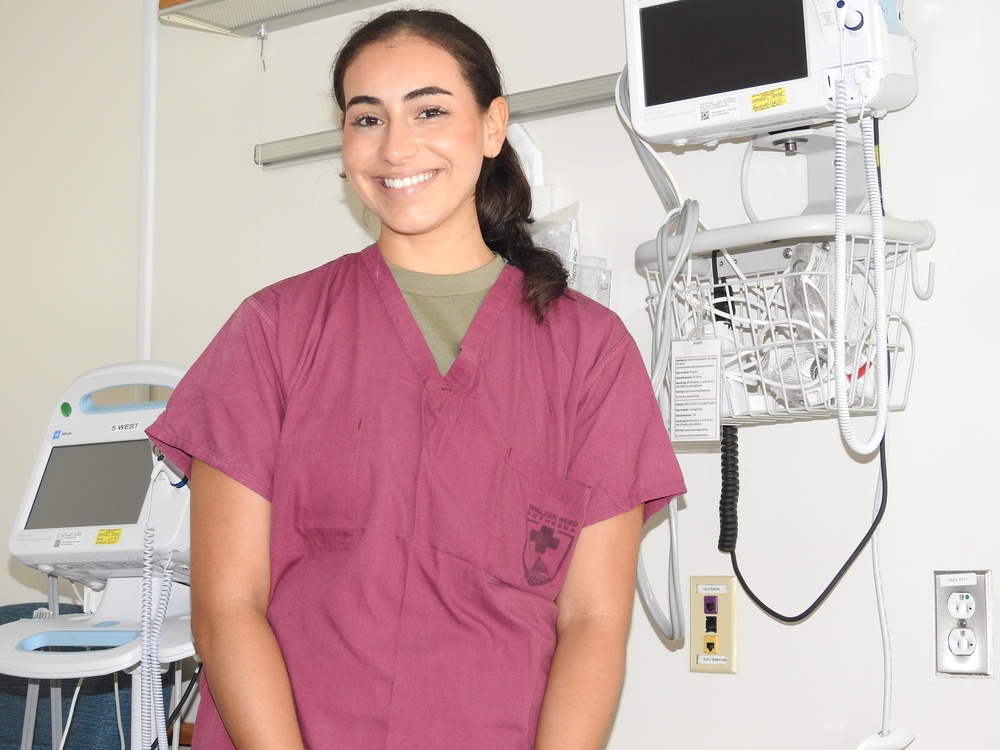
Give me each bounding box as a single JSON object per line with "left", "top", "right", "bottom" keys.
{"left": 1, "top": 1, "right": 996, "bottom": 747}
{"left": 0, "top": 5, "right": 146, "bottom": 596}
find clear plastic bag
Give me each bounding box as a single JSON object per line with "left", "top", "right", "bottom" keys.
{"left": 531, "top": 204, "right": 612, "bottom": 306}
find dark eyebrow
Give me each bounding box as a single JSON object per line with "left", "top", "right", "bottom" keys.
{"left": 346, "top": 86, "right": 453, "bottom": 110}
{"left": 403, "top": 86, "right": 453, "bottom": 101}
{"left": 345, "top": 94, "right": 381, "bottom": 109}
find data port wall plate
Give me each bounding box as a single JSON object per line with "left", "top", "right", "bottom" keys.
{"left": 690, "top": 576, "right": 738, "bottom": 674}
{"left": 934, "top": 570, "right": 992, "bottom": 677}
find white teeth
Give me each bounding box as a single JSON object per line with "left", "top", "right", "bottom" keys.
{"left": 383, "top": 171, "right": 433, "bottom": 189}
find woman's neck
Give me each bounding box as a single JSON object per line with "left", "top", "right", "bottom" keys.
{"left": 377, "top": 229, "right": 495, "bottom": 275}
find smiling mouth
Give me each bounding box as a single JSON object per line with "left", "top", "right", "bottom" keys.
{"left": 382, "top": 171, "right": 436, "bottom": 189}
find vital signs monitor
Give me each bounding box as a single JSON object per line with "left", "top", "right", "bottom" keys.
{"left": 9, "top": 361, "right": 190, "bottom": 589}
{"left": 623, "top": 0, "right": 918, "bottom": 145}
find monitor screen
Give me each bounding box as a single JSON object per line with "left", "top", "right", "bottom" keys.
{"left": 25, "top": 440, "right": 153, "bottom": 530}
{"left": 639, "top": 0, "right": 808, "bottom": 107}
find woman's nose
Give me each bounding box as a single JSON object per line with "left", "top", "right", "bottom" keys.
{"left": 379, "top": 119, "right": 417, "bottom": 164}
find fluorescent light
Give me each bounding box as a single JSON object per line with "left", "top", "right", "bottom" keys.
{"left": 255, "top": 73, "right": 621, "bottom": 169}
{"left": 159, "top": 0, "right": 393, "bottom": 37}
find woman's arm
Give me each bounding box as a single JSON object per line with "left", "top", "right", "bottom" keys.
{"left": 533, "top": 504, "right": 645, "bottom": 750}
{"left": 189, "top": 459, "right": 305, "bottom": 750}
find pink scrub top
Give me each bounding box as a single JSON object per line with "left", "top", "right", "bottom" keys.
{"left": 147, "top": 245, "right": 685, "bottom": 749}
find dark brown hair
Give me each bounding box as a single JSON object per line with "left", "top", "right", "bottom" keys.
{"left": 332, "top": 9, "right": 568, "bottom": 322}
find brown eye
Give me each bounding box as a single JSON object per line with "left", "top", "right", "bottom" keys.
{"left": 417, "top": 107, "right": 448, "bottom": 119}
{"left": 351, "top": 114, "right": 382, "bottom": 128}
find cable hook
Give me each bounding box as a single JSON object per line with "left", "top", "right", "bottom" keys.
{"left": 909, "top": 244, "right": 935, "bottom": 301}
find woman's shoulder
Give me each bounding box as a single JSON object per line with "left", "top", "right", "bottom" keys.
{"left": 522, "top": 289, "right": 641, "bottom": 384}
{"left": 245, "top": 246, "right": 373, "bottom": 313}
{"left": 544, "top": 289, "right": 629, "bottom": 342}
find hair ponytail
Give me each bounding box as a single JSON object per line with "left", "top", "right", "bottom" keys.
{"left": 477, "top": 141, "right": 567, "bottom": 321}
{"left": 332, "top": 9, "right": 568, "bottom": 322}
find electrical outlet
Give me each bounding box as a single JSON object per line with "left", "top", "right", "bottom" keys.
{"left": 690, "top": 576, "right": 737, "bottom": 674}
{"left": 935, "top": 570, "right": 992, "bottom": 677}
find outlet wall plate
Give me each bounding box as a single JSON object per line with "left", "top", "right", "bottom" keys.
{"left": 690, "top": 576, "right": 738, "bottom": 674}
{"left": 934, "top": 570, "right": 992, "bottom": 677}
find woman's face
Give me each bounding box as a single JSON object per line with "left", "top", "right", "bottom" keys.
{"left": 340, "top": 37, "right": 507, "bottom": 248}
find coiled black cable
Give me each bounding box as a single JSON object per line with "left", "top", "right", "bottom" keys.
{"left": 711, "top": 250, "right": 740, "bottom": 556}
{"left": 712, "top": 251, "right": 740, "bottom": 556}
{"left": 718, "top": 419, "right": 889, "bottom": 623}
{"left": 717, "top": 425, "right": 739, "bottom": 553}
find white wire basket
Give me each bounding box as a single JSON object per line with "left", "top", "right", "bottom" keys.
{"left": 640, "top": 214, "right": 936, "bottom": 426}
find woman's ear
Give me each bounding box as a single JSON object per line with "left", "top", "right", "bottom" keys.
{"left": 483, "top": 96, "right": 509, "bottom": 158}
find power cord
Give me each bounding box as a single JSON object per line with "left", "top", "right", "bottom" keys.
{"left": 718, "top": 425, "right": 887, "bottom": 623}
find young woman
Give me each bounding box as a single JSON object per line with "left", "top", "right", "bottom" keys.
{"left": 147, "top": 9, "right": 685, "bottom": 750}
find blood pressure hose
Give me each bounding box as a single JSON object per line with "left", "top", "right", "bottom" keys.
{"left": 833, "top": 79, "right": 889, "bottom": 455}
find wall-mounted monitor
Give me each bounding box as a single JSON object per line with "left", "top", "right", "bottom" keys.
{"left": 623, "top": 0, "right": 917, "bottom": 146}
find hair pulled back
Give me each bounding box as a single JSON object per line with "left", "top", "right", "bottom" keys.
{"left": 332, "top": 9, "right": 568, "bottom": 322}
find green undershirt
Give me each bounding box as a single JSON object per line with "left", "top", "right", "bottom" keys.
{"left": 387, "top": 255, "right": 505, "bottom": 376}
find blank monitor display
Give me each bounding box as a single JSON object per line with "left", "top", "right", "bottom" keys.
{"left": 638, "top": 0, "right": 808, "bottom": 107}
{"left": 25, "top": 440, "right": 153, "bottom": 530}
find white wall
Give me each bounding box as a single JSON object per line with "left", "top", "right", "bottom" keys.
{"left": 2, "top": 1, "right": 997, "bottom": 747}
{"left": 0, "top": 3, "right": 145, "bottom": 597}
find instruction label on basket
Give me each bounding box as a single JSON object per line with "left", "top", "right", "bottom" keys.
{"left": 670, "top": 338, "right": 722, "bottom": 442}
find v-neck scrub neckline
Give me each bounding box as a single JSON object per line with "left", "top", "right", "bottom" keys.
{"left": 384, "top": 253, "right": 506, "bottom": 378}
{"left": 366, "top": 246, "right": 517, "bottom": 389}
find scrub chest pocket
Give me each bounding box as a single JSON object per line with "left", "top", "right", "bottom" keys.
{"left": 483, "top": 447, "right": 592, "bottom": 600}
{"left": 285, "top": 417, "right": 366, "bottom": 550}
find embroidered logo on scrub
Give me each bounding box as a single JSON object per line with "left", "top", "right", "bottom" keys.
{"left": 523, "top": 504, "right": 578, "bottom": 587}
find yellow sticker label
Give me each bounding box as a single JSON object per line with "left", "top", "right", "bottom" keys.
{"left": 95, "top": 528, "right": 123, "bottom": 545}
{"left": 751, "top": 87, "right": 788, "bottom": 112}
